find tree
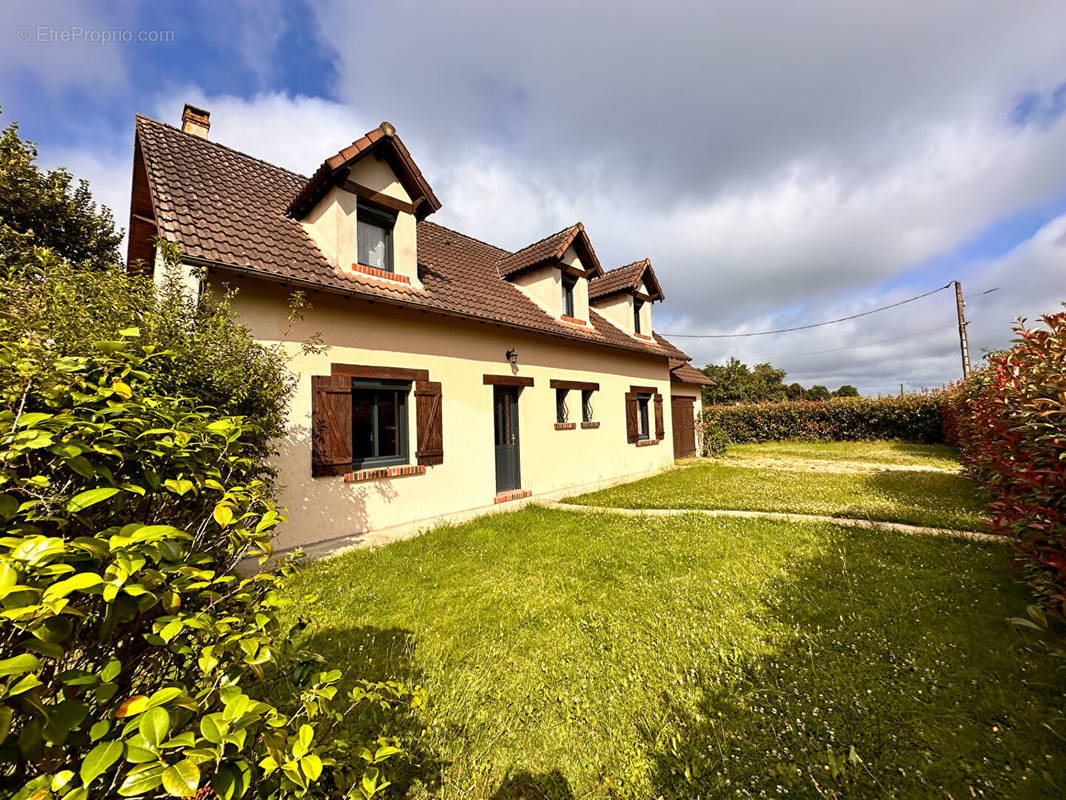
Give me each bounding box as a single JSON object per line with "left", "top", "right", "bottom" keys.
{"left": 785, "top": 382, "right": 806, "bottom": 400}
{"left": 834, "top": 384, "right": 860, "bottom": 397}
{"left": 806, "top": 385, "right": 831, "bottom": 401}
{"left": 748, "top": 362, "right": 788, "bottom": 403}
{"left": 701, "top": 358, "right": 789, "bottom": 405}
{"left": 0, "top": 114, "right": 123, "bottom": 271}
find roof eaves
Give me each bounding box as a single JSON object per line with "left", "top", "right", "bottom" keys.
{"left": 187, "top": 254, "right": 674, "bottom": 361}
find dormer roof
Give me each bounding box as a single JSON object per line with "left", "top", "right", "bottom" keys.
{"left": 287, "top": 122, "right": 441, "bottom": 221}
{"left": 588, "top": 258, "right": 665, "bottom": 302}
{"left": 496, "top": 222, "right": 604, "bottom": 279}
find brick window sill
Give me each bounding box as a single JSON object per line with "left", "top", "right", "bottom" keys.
{"left": 633, "top": 332, "right": 653, "bottom": 341}
{"left": 350, "top": 263, "right": 411, "bottom": 284}
{"left": 494, "top": 489, "right": 532, "bottom": 504}
{"left": 344, "top": 464, "right": 426, "bottom": 483}
{"left": 554, "top": 422, "right": 576, "bottom": 430}
{"left": 636, "top": 438, "right": 659, "bottom": 447}
{"left": 580, "top": 421, "right": 600, "bottom": 429}
{"left": 561, "top": 315, "right": 587, "bottom": 326}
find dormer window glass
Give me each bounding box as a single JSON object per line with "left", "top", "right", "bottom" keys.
{"left": 633, "top": 299, "right": 644, "bottom": 334}
{"left": 357, "top": 203, "right": 395, "bottom": 271}
{"left": 562, "top": 274, "right": 577, "bottom": 318}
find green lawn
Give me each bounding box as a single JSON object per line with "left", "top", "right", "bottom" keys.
{"left": 724, "top": 439, "right": 963, "bottom": 470}
{"left": 571, "top": 446, "right": 988, "bottom": 531}
{"left": 285, "top": 507, "right": 1065, "bottom": 799}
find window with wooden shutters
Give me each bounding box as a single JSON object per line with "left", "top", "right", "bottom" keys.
{"left": 311, "top": 375, "right": 353, "bottom": 476}
{"left": 624, "top": 392, "right": 638, "bottom": 443}
{"left": 414, "top": 380, "right": 444, "bottom": 466}
{"left": 654, "top": 393, "right": 665, "bottom": 440}
{"left": 313, "top": 367, "right": 442, "bottom": 476}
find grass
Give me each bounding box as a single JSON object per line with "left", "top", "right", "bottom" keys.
{"left": 571, "top": 442, "right": 988, "bottom": 531}
{"left": 285, "top": 507, "right": 1066, "bottom": 799}
{"left": 723, "top": 439, "right": 963, "bottom": 470}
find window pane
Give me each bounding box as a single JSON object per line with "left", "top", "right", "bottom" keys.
{"left": 377, "top": 390, "right": 399, "bottom": 457}
{"left": 556, "top": 389, "right": 568, "bottom": 423}
{"left": 358, "top": 218, "right": 388, "bottom": 269}
{"left": 352, "top": 388, "right": 375, "bottom": 459}
{"left": 582, "top": 390, "right": 593, "bottom": 422}
{"left": 638, "top": 397, "right": 650, "bottom": 438}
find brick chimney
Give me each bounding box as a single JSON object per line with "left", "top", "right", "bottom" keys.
{"left": 181, "top": 103, "right": 210, "bottom": 138}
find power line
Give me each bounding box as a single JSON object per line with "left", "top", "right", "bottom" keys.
{"left": 664, "top": 282, "right": 953, "bottom": 339}
{"left": 717, "top": 324, "right": 956, "bottom": 364}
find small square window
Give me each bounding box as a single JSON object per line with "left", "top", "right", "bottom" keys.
{"left": 581, "top": 389, "right": 594, "bottom": 423}
{"left": 357, "top": 203, "right": 395, "bottom": 271}
{"left": 556, "top": 388, "right": 569, "bottom": 423}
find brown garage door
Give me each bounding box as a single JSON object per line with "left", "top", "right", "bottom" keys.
{"left": 671, "top": 396, "right": 696, "bottom": 458}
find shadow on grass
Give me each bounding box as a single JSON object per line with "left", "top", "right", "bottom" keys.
{"left": 489, "top": 769, "right": 576, "bottom": 800}
{"left": 642, "top": 533, "right": 1064, "bottom": 799}
{"left": 299, "top": 625, "right": 444, "bottom": 797}
{"left": 861, "top": 468, "right": 990, "bottom": 524}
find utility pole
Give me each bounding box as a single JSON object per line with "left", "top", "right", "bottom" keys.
{"left": 954, "top": 280, "right": 971, "bottom": 378}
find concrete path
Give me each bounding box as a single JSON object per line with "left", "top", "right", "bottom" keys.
{"left": 543, "top": 500, "right": 1003, "bottom": 543}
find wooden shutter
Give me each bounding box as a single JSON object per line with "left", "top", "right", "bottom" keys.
{"left": 624, "top": 392, "right": 638, "bottom": 443}
{"left": 415, "top": 380, "right": 444, "bottom": 466}
{"left": 654, "top": 393, "right": 665, "bottom": 440}
{"left": 311, "top": 375, "right": 352, "bottom": 476}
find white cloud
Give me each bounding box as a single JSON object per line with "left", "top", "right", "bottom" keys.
{"left": 26, "top": 0, "right": 1066, "bottom": 395}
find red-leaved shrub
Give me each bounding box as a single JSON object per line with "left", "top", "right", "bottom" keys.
{"left": 943, "top": 311, "right": 1066, "bottom": 613}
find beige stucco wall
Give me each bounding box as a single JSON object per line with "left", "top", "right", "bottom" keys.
{"left": 591, "top": 291, "right": 653, "bottom": 335}
{"left": 215, "top": 275, "right": 675, "bottom": 554}
{"left": 299, "top": 157, "right": 420, "bottom": 286}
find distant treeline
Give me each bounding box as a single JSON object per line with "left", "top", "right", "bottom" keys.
{"left": 700, "top": 358, "right": 858, "bottom": 405}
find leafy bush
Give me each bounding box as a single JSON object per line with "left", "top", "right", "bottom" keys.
{"left": 0, "top": 243, "right": 304, "bottom": 451}
{"left": 701, "top": 394, "right": 945, "bottom": 453}
{"left": 943, "top": 311, "right": 1066, "bottom": 613}
{"left": 0, "top": 333, "right": 419, "bottom": 798}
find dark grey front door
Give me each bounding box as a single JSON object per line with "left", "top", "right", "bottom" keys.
{"left": 493, "top": 386, "right": 521, "bottom": 492}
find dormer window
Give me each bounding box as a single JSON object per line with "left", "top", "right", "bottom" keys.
{"left": 562, "top": 274, "right": 577, "bottom": 318}
{"left": 633, "top": 299, "right": 644, "bottom": 334}
{"left": 357, "top": 202, "right": 395, "bottom": 271}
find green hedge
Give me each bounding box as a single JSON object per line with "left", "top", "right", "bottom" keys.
{"left": 700, "top": 395, "right": 945, "bottom": 451}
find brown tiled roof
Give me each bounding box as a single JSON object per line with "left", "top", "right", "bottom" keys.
{"left": 589, "top": 258, "right": 665, "bottom": 302}
{"left": 670, "top": 359, "right": 713, "bottom": 386}
{"left": 288, "top": 121, "right": 441, "bottom": 221}
{"left": 495, "top": 222, "right": 603, "bottom": 279}
{"left": 133, "top": 115, "right": 686, "bottom": 360}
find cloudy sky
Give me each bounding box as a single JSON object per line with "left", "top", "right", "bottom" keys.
{"left": 4, "top": 0, "right": 1065, "bottom": 394}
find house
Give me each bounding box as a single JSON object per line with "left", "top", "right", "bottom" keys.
{"left": 127, "top": 103, "right": 710, "bottom": 554}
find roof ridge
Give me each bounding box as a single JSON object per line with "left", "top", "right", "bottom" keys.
{"left": 136, "top": 114, "right": 311, "bottom": 182}
{"left": 500, "top": 222, "right": 580, "bottom": 262}
{"left": 598, "top": 258, "right": 648, "bottom": 276}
